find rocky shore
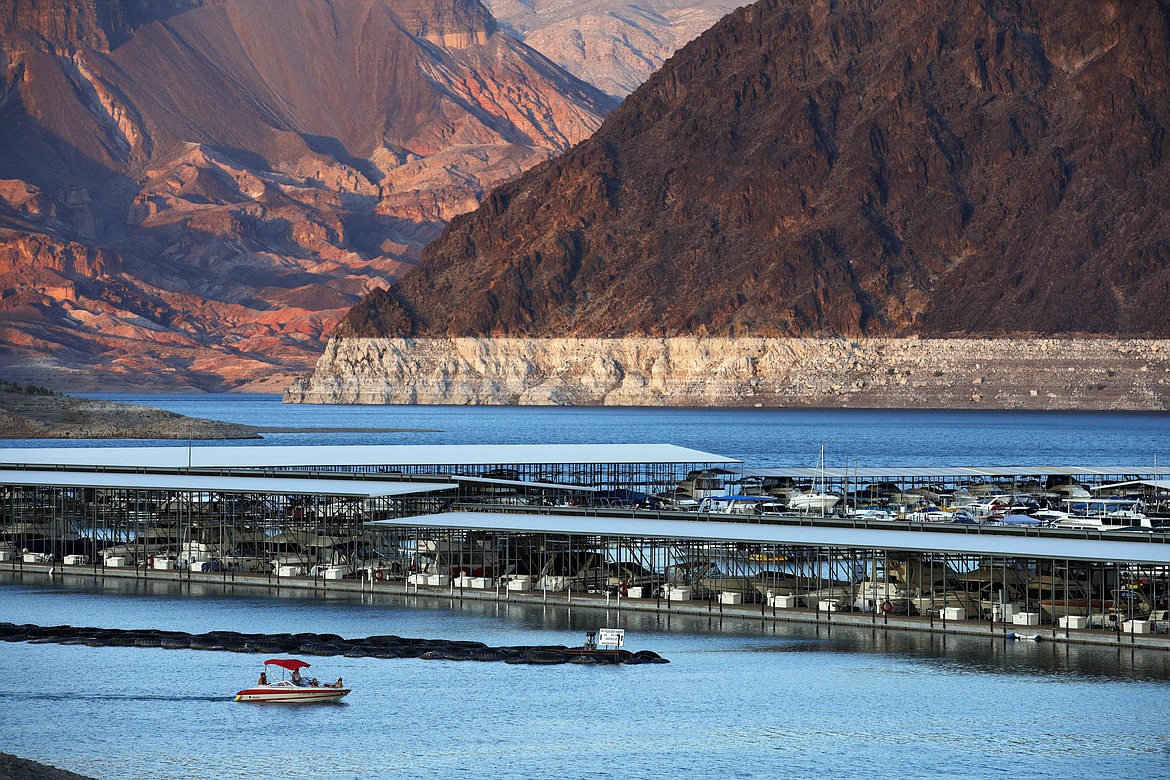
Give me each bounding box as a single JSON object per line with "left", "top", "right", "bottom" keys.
{"left": 284, "top": 337, "right": 1170, "bottom": 410}
{"left": 0, "top": 754, "right": 97, "bottom": 780}
{"left": 0, "top": 390, "right": 260, "bottom": 439}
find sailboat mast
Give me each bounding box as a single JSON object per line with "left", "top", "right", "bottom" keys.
{"left": 820, "top": 444, "right": 826, "bottom": 518}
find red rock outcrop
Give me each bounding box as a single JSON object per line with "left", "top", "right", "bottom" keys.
{"left": 0, "top": 0, "right": 196, "bottom": 51}
{"left": 338, "top": 0, "right": 1170, "bottom": 342}
{"left": 0, "top": 0, "right": 614, "bottom": 390}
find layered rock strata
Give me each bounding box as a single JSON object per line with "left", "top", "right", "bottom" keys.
{"left": 284, "top": 337, "right": 1170, "bottom": 410}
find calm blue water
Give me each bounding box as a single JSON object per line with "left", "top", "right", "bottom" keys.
{"left": 4, "top": 398, "right": 1170, "bottom": 777}
{"left": 2, "top": 573, "right": 1169, "bottom": 780}
{"left": 40, "top": 394, "right": 1170, "bottom": 469}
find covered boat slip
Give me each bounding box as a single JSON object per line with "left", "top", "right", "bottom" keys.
{"left": 0, "top": 444, "right": 739, "bottom": 499}
{"left": 0, "top": 469, "right": 456, "bottom": 574}
{"left": 742, "top": 465, "right": 1170, "bottom": 504}
{"left": 367, "top": 509, "right": 1170, "bottom": 645}
{"left": 0, "top": 443, "right": 736, "bottom": 578}
{"left": 372, "top": 509, "right": 1170, "bottom": 566}
{"left": 3, "top": 445, "right": 1170, "bottom": 645}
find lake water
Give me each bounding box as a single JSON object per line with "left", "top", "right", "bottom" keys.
{"left": 3, "top": 398, "right": 1170, "bottom": 777}
{"left": 43, "top": 394, "right": 1170, "bottom": 468}
{"left": 3, "top": 573, "right": 1170, "bottom": 780}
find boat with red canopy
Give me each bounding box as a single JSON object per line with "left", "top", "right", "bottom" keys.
{"left": 234, "top": 658, "right": 351, "bottom": 703}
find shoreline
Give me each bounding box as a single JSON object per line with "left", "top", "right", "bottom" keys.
{"left": 285, "top": 336, "right": 1170, "bottom": 409}
{"left": 253, "top": 426, "right": 442, "bottom": 433}
{"left": 0, "top": 753, "right": 97, "bottom": 780}
{"left": 0, "top": 391, "right": 260, "bottom": 440}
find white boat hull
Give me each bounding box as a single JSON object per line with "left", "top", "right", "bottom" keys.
{"left": 790, "top": 493, "right": 840, "bottom": 511}
{"left": 235, "top": 684, "right": 350, "bottom": 703}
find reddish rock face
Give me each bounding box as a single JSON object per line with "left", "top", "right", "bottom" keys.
{"left": 0, "top": 0, "right": 614, "bottom": 389}
{"left": 340, "top": 0, "right": 1170, "bottom": 341}
{"left": 0, "top": 0, "right": 196, "bottom": 51}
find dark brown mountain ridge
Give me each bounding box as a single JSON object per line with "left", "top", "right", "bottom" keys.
{"left": 338, "top": 0, "right": 1170, "bottom": 340}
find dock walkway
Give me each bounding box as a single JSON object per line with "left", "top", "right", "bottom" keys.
{"left": 7, "top": 562, "right": 1169, "bottom": 652}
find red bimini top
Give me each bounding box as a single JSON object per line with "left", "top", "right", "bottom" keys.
{"left": 264, "top": 658, "right": 311, "bottom": 671}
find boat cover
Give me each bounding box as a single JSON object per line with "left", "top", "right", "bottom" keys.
{"left": 1000, "top": 514, "right": 1044, "bottom": 526}
{"left": 264, "top": 658, "right": 311, "bottom": 670}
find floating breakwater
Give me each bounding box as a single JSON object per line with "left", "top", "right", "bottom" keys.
{"left": 0, "top": 622, "right": 668, "bottom": 666}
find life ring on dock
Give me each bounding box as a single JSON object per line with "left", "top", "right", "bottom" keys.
{"left": 373, "top": 569, "right": 384, "bottom": 582}
{"left": 618, "top": 583, "right": 629, "bottom": 597}
{"left": 146, "top": 556, "right": 155, "bottom": 569}
{"left": 880, "top": 599, "right": 894, "bottom": 614}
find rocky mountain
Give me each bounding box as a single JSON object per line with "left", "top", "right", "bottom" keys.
{"left": 485, "top": 0, "right": 742, "bottom": 97}
{"left": 290, "top": 0, "right": 1170, "bottom": 407}
{"left": 0, "top": 0, "right": 614, "bottom": 390}
{"left": 336, "top": 0, "right": 1170, "bottom": 342}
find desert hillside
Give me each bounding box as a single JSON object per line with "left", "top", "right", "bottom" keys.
{"left": 338, "top": 0, "right": 1170, "bottom": 341}
{"left": 292, "top": 0, "right": 1170, "bottom": 407}
{"left": 0, "top": 0, "right": 615, "bottom": 391}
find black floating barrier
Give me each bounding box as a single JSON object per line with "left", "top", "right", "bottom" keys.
{"left": 0, "top": 622, "right": 668, "bottom": 665}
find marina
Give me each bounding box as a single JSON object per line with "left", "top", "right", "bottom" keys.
{"left": 3, "top": 443, "right": 1170, "bottom": 650}
{"left": 3, "top": 566, "right": 1170, "bottom": 780}
{"left": 4, "top": 404, "right": 1170, "bottom": 778}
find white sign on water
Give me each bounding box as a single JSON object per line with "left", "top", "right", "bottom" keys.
{"left": 597, "top": 628, "right": 625, "bottom": 647}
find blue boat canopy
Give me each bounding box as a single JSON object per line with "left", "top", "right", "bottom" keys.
{"left": 1000, "top": 514, "right": 1044, "bottom": 526}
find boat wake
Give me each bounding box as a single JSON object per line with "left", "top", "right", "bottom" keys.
{"left": 0, "top": 692, "right": 225, "bottom": 703}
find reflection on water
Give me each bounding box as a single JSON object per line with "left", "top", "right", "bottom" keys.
{"left": 5, "top": 571, "right": 1170, "bottom": 682}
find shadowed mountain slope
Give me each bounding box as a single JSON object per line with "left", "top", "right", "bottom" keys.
{"left": 338, "top": 0, "right": 1170, "bottom": 341}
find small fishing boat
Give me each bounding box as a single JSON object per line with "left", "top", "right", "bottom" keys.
{"left": 235, "top": 658, "right": 350, "bottom": 703}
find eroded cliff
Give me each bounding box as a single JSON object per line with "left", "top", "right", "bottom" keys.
{"left": 285, "top": 337, "right": 1170, "bottom": 409}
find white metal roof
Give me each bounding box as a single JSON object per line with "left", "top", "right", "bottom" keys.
{"left": 1095, "top": 480, "right": 1170, "bottom": 491}
{"left": 744, "top": 466, "right": 1169, "bottom": 480}
{"left": 370, "top": 511, "right": 1170, "bottom": 565}
{"left": 0, "top": 470, "right": 455, "bottom": 498}
{"left": 0, "top": 444, "right": 738, "bottom": 470}
{"left": 452, "top": 475, "right": 598, "bottom": 492}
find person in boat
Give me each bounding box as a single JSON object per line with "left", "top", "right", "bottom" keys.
{"left": 333, "top": 677, "right": 343, "bottom": 688}
{"left": 291, "top": 668, "right": 304, "bottom": 685}
{"left": 258, "top": 671, "right": 268, "bottom": 685}
{"left": 310, "top": 677, "right": 319, "bottom": 687}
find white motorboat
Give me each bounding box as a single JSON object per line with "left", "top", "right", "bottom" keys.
{"left": 789, "top": 491, "right": 840, "bottom": 512}
{"left": 235, "top": 659, "right": 350, "bottom": 703}
{"left": 1055, "top": 499, "right": 1153, "bottom": 530}
{"left": 697, "top": 495, "right": 776, "bottom": 514}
